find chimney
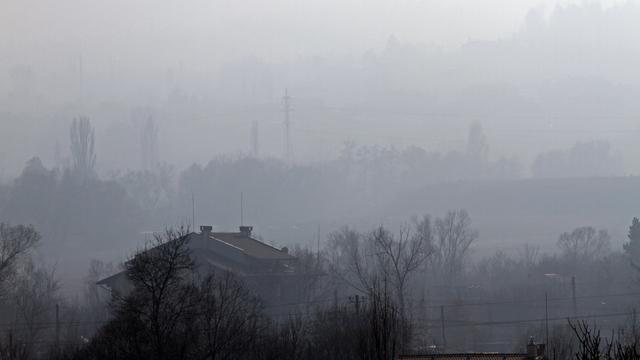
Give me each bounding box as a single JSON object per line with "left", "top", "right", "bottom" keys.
{"left": 239, "top": 226, "right": 253, "bottom": 237}
{"left": 200, "top": 225, "right": 212, "bottom": 241}
{"left": 526, "top": 337, "right": 545, "bottom": 360}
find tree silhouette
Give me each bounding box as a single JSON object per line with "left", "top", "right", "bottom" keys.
{"left": 0, "top": 223, "right": 40, "bottom": 298}
{"left": 140, "top": 116, "right": 158, "bottom": 171}
{"left": 624, "top": 217, "right": 640, "bottom": 267}
{"left": 70, "top": 116, "right": 96, "bottom": 180}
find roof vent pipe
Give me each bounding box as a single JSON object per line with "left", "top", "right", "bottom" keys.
{"left": 239, "top": 226, "right": 253, "bottom": 237}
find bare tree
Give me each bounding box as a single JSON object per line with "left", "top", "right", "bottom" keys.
{"left": 69, "top": 116, "right": 96, "bottom": 179}
{"left": 327, "top": 226, "right": 374, "bottom": 294}
{"left": 11, "top": 260, "right": 60, "bottom": 360}
{"left": 518, "top": 243, "right": 540, "bottom": 270}
{"left": 84, "top": 260, "right": 116, "bottom": 326}
{"left": 370, "top": 217, "right": 432, "bottom": 322}
{"left": 140, "top": 116, "right": 158, "bottom": 171}
{"left": 119, "top": 164, "right": 174, "bottom": 212}
{"left": 557, "top": 226, "right": 610, "bottom": 264}
{"left": 289, "top": 245, "right": 327, "bottom": 307}
{"left": 466, "top": 122, "right": 489, "bottom": 163}
{"left": 431, "top": 210, "right": 478, "bottom": 283}
{"left": 327, "top": 217, "right": 431, "bottom": 326}
{"left": 365, "top": 279, "right": 406, "bottom": 360}
{"left": 570, "top": 321, "right": 608, "bottom": 360}
{"left": 197, "top": 272, "right": 264, "bottom": 360}
{"left": 118, "top": 226, "right": 198, "bottom": 360}
{"left": 0, "top": 224, "right": 40, "bottom": 298}
{"left": 257, "top": 278, "right": 406, "bottom": 360}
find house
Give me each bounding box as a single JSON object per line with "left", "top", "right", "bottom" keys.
{"left": 399, "top": 339, "right": 546, "bottom": 360}
{"left": 399, "top": 355, "right": 529, "bottom": 360}
{"left": 97, "top": 225, "right": 310, "bottom": 307}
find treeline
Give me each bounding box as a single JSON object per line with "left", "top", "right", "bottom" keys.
{"left": 0, "top": 117, "right": 625, "bottom": 263}
{"left": 0, "top": 117, "right": 638, "bottom": 359}
{"left": 2, "top": 213, "right": 640, "bottom": 359}
{"left": 49, "top": 217, "right": 640, "bottom": 359}
{"left": 0, "top": 118, "right": 518, "bottom": 274}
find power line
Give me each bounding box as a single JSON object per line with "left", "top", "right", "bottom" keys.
{"left": 414, "top": 311, "right": 633, "bottom": 330}
{"left": 2, "top": 290, "right": 638, "bottom": 333}
{"left": 15, "top": 311, "right": 634, "bottom": 351}
{"left": 2, "top": 309, "right": 633, "bottom": 334}
{"left": 422, "top": 291, "right": 640, "bottom": 310}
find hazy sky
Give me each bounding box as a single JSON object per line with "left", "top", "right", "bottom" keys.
{"left": 0, "top": 0, "right": 626, "bottom": 71}
{"left": 1, "top": 0, "right": 637, "bottom": 178}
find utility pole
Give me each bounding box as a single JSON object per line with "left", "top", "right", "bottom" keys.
{"left": 316, "top": 225, "right": 321, "bottom": 266}
{"left": 191, "top": 193, "right": 195, "bottom": 231}
{"left": 250, "top": 120, "right": 259, "bottom": 158}
{"left": 633, "top": 308, "right": 638, "bottom": 340}
{"left": 351, "top": 294, "right": 360, "bottom": 313}
{"left": 282, "top": 89, "right": 292, "bottom": 163}
{"left": 440, "top": 305, "right": 447, "bottom": 351}
{"left": 55, "top": 303, "right": 60, "bottom": 353}
{"left": 8, "top": 329, "right": 13, "bottom": 360}
{"left": 240, "top": 192, "right": 244, "bottom": 226}
{"left": 545, "top": 293, "right": 549, "bottom": 346}
{"left": 571, "top": 276, "right": 577, "bottom": 317}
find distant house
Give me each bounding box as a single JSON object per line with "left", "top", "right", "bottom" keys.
{"left": 399, "top": 353, "right": 532, "bottom": 360}
{"left": 399, "top": 354, "right": 530, "bottom": 360}
{"left": 97, "top": 225, "right": 310, "bottom": 306}
{"left": 400, "top": 339, "right": 546, "bottom": 360}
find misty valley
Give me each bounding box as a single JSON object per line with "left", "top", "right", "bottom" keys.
{"left": 3, "top": 1, "right": 640, "bottom": 359}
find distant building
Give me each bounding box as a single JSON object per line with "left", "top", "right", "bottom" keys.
{"left": 400, "top": 355, "right": 527, "bottom": 360}
{"left": 97, "top": 225, "right": 314, "bottom": 307}
{"left": 399, "top": 339, "right": 546, "bottom": 360}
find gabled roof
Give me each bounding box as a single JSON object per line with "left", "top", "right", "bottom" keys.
{"left": 96, "top": 228, "right": 296, "bottom": 290}
{"left": 399, "top": 354, "right": 529, "bottom": 360}
{"left": 210, "top": 232, "right": 295, "bottom": 261}
{"left": 96, "top": 270, "right": 128, "bottom": 286}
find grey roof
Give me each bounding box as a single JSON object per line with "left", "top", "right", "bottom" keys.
{"left": 96, "top": 270, "right": 128, "bottom": 286}
{"left": 399, "top": 354, "right": 529, "bottom": 360}
{"left": 209, "top": 232, "right": 294, "bottom": 260}
{"left": 96, "top": 231, "right": 295, "bottom": 288}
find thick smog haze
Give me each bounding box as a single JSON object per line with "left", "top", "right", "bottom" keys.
{"left": 3, "top": 1, "right": 618, "bottom": 60}
{"left": 0, "top": 0, "right": 638, "bottom": 177}
{"left": 2, "top": 1, "right": 640, "bottom": 358}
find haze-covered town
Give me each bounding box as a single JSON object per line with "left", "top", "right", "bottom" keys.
{"left": 2, "top": 1, "right": 640, "bottom": 359}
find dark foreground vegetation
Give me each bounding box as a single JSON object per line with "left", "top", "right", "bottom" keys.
{"left": 2, "top": 227, "right": 410, "bottom": 360}
{"left": 1, "top": 215, "right": 640, "bottom": 359}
